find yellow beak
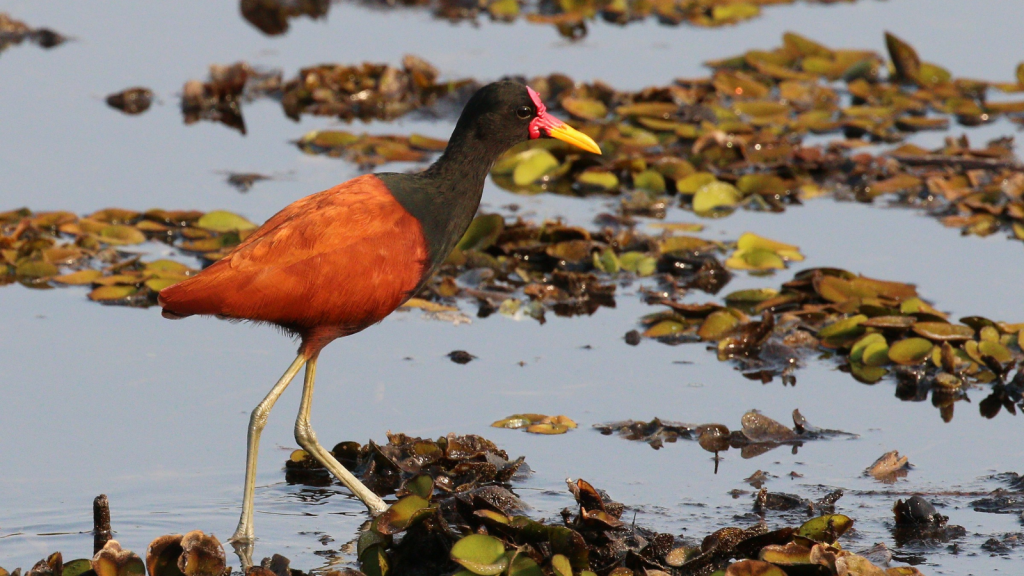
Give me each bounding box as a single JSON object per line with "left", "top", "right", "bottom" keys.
{"left": 547, "top": 123, "right": 602, "bottom": 155}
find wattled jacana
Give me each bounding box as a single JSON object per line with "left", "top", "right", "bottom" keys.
{"left": 158, "top": 81, "right": 601, "bottom": 550}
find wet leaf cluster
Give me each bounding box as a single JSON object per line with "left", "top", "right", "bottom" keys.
{"left": 595, "top": 409, "right": 854, "bottom": 458}
{"left": 640, "top": 265, "right": 1024, "bottom": 421}
{"left": 335, "top": 0, "right": 870, "bottom": 41}
{"left": 420, "top": 211, "right": 752, "bottom": 322}
{"left": 182, "top": 62, "right": 283, "bottom": 134}
{"left": 181, "top": 55, "right": 474, "bottom": 134}
{"left": 284, "top": 432, "right": 528, "bottom": 495}
{"left": 277, "top": 55, "right": 474, "bottom": 122}
{"left": 0, "top": 13, "right": 66, "bottom": 54}
{"left": 355, "top": 474, "right": 921, "bottom": 576}
{"left": 295, "top": 130, "right": 447, "bottom": 169}
{"left": 0, "top": 207, "right": 263, "bottom": 305}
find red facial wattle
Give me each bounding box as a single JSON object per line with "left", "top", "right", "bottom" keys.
{"left": 524, "top": 86, "right": 602, "bottom": 154}
{"left": 527, "top": 86, "right": 560, "bottom": 139}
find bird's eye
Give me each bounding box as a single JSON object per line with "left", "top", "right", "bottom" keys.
{"left": 516, "top": 106, "right": 533, "bottom": 119}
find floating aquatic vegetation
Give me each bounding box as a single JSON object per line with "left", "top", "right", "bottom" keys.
{"left": 284, "top": 432, "right": 527, "bottom": 495}
{"left": 278, "top": 55, "right": 474, "bottom": 122}
{"left": 0, "top": 13, "right": 66, "bottom": 54}
{"left": 106, "top": 88, "right": 154, "bottom": 115}
{"left": 639, "top": 265, "right": 1024, "bottom": 421}
{"left": 595, "top": 409, "right": 854, "bottom": 458}
{"left": 181, "top": 62, "right": 282, "bottom": 134}
{"left": 295, "top": 130, "right": 447, "bottom": 168}
{"left": 180, "top": 55, "right": 474, "bottom": 133}
{"left": 335, "top": 0, "right": 874, "bottom": 41}
{"left": 491, "top": 413, "right": 578, "bottom": 434}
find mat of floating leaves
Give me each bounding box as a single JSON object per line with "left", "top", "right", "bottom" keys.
{"left": 3, "top": 478, "right": 930, "bottom": 576}
{"left": 595, "top": 409, "right": 855, "bottom": 454}
{"left": 480, "top": 33, "right": 1024, "bottom": 243}
{"left": 0, "top": 207, "right": 260, "bottom": 305}
{"left": 276, "top": 0, "right": 877, "bottom": 41}
{"left": 640, "top": 266, "right": 1024, "bottom": 421}
{"left": 284, "top": 432, "right": 527, "bottom": 496}
{"left": 295, "top": 130, "right": 448, "bottom": 168}
{"left": 180, "top": 55, "right": 476, "bottom": 133}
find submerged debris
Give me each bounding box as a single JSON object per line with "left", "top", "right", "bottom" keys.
{"left": 867, "top": 451, "right": 912, "bottom": 484}
{"left": 105, "top": 87, "right": 154, "bottom": 115}
{"left": 0, "top": 13, "right": 66, "bottom": 54}
{"left": 221, "top": 171, "right": 274, "bottom": 192}
{"left": 240, "top": 0, "right": 330, "bottom": 35}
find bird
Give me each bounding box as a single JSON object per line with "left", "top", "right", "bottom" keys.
{"left": 157, "top": 80, "right": 601, "bottom": 557}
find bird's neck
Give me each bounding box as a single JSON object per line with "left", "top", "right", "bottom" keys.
{"left": 379, "top": 126, "right": 508, "bottom": 278}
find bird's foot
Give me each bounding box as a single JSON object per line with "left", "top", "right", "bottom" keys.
{"left": 228, "top": 532, "right": 255, "bottom": 570}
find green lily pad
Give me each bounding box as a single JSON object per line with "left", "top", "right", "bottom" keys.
{"left": 450, "top": 534, "right": 508, "bottom": 575}
{"left": 725, "top": 248, "right": 785, "bottom": 271}
{"left": 513, "top": 149, "right": 560, "bottom": 186}
{"left": 818, "top": 314, "right": 867, "bottom": 346}
{"left": 862, "top": 340, "right": 890, "bottom": 366}
{"left": 676, "top": 172, "right": 718, "bottom": 194}
{"left": 592, "top": 247, "right": 620, "bottom": 273}
{"left": 98, "top": 225, "right": 147, "bottom": 245}
{"left": 861, "top": 315, "right": 915, "bottom": 329}
{"left": 724, "top": 288, "right": 779, "bottom": 305}
{"left": 507, "top": 553, "right": 543, "bottom": 576}
{"left": 912, "top": 322, "right": 974, "bottom": 342}
{"left": 457, "top": 214, "right": 504, "bottom": 251}
{"left": 643, "top": 320, "right": 686, "bottom": 338}
{"left": 404, "top": 474, "right": 434, "bottom": 499}
{"left": 692, "top": 181, "right": 741, "bottom": 216}
{"left": 618, "top": 252, "right": 656, "bottom": 276}
{"left": 16, "top": 260, "right": 59, "bottom": 279}
{"left": 759, "top": 542, "right": 812, "bottom": 565}
{"left": 850, "top": 333, "right": 885, "bottom": 363}
{"left": 576, "top": 170, "right": 619, "bottom": 191}
{"left": 796, "top": 514, "right": 853, "bottom": 544}
{"left": 196, "top": 211, "right": 257, "bottom": 233}
{"left": 562, "top": 97, "right": 608, "bottom": 121}
{"left": 888, "top": 337, "right": 934, "bottom": 365}
{"left": 375, "top": 494, "right": 432, "bottom": 535}
{"left": 633, "top": 169, "right": 666, "bottom": 193}
{"left": 850, "top": 362, "right": 888, "bottom": 384}
{"left": 63, "top": 559, "right": 93, "bottom": 576}
{"left": 698, "top": 309, "right": 741, "bottom": 341}
{"left": 978, "top": 339, "right": 1013, "bottom": 364}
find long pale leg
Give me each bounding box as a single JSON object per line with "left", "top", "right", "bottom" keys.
{"left": 229, "top": 354, "right": 306, "bottom": 552}
{"left": 294, "top": 352, "right": 388, "bottom": 515}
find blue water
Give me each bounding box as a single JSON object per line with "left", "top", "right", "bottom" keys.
{"left": 1, "top": 1, "right": 1023, "bottom": 573}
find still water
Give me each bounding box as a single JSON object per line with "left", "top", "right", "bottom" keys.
{"left": 1, "top": 0, "right": 1023, "bottom": 573}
